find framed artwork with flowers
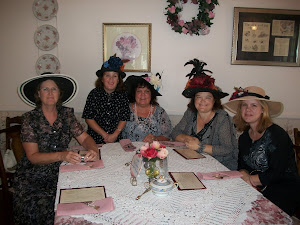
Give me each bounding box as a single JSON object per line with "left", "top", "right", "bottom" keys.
{"left": 231, "top": 7, "right": 300, "bottom": 67}
{"left": 103, "top": 23, "right": 151, "bottom": 72}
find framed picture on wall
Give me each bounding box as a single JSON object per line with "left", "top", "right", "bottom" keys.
{"left": 103, "top": 23, "right": 152, "bottom": 72}
{"left": 231, "top": 7, "right": 300, "bottom": 67}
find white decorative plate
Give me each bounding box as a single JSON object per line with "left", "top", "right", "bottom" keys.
{"left": 34, "top": 24, "right": 59, "bottom": 51}
{"left": 36, "top": 54, "right": 60, "bottom": 75}
{"left": 32, "top": 0, "right": 58, "bottom": 21}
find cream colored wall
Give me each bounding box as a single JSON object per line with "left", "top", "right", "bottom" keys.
{"left": 1, "top": 0, "right": 300, "bottom": 118}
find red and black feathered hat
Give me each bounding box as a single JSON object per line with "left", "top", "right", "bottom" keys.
{"left": 182, "top": 59, "right": 228, "bottom": 99}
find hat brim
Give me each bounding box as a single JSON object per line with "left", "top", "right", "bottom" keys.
{"left": 224, "top": 96, "right": 284, "bottom": 118}
{"left": 124, "top": 75, "right": 162, "bottom": 96}
{"left": 182, "top": 87, "right": 228, "bottom": 99}
{"left": 96, "top": 67, "right": 126, "bottom": 79}
{"left": 18, "top": 74, "right": 78, "bottom": 107}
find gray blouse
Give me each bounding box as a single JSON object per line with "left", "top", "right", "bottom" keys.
{"left": 171, "top": 109, "right": 238, "bottom": 170}
{"left": 122, "top": 105, "right": 172, "bottom": 142}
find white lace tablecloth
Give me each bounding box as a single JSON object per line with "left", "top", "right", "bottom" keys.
{"left": 54, "top": 142, "right": 292, "bottom": 225}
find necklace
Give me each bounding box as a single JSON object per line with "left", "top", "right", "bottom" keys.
{"left": 134, "top": 103, "right": 153, "bottom": 127}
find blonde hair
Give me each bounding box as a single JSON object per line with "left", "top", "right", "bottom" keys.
{"left": 233, "top": 100, "right": 272, "bottom": 133}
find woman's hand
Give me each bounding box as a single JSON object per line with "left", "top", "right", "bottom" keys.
{"left": 61, "top": 151, "right": 81, "bottom": 164}
{"left": 143, "top": 134, "right": 156, "bottom": 143}
{"left": 185, "top": 137, "right": 200, "bottom": 151}
{"left": 104, "top": 133, "right": 118, "bottom": 143}
{"left": 240, "top": 169, "right": 252, "bottom": 186}
{"left": 83, "top": 149, "right": 98, "bottom": 162}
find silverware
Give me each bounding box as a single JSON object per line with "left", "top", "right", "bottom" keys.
{"left": 125, "top": 161, "right": 131, "bottom": 166}
{"left": 136, "top": 188, "right": 151, "bottom": 200}
{"left": 82, "top": 201, "right": 100, "bottom": 210}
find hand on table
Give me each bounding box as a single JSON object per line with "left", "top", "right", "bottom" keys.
{"left": 185, "top": 137, "right": 200, "bottom": 151}
{"left": 143, "top": 134, "right": 156, "bottom": 143}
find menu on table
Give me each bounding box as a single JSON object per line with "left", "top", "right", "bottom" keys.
{"left": 169, "top": 172, "right": 206, "bottom": 190}
{"left": 174, "top": 148, "right": 205, "bottom": 159}
{"left": 59, "top": 186, "right": 106, "bottom": 204}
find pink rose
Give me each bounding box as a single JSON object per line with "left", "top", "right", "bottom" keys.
{"left": 208, "top": 11, "right": 215, "bottom": 18}
{"left": 168, "top": 6, "right": 176, "bottom": 14}
{"left": 141, "top": 148, "right": 158, "bottom": 160}
{"left": 206, "top": 0, "right": 211, "bottom": 3}
{"left": 140, "top": 143, "right": 149, "bottom": 152}
{"left": 150, "top": 141, "right": 160, "bottom": 149}
{"left": 157, "top": 148, "right": 168, "bottom": 159}
{"left": 178, "top": 20, "right": 185, "bottom": 26}
{"left": 182, "top": 27, "right": 188, "bottom": 34}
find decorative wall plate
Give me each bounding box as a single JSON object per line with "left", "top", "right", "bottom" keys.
{"left": 36, "top": 54, "right": 60, "bottom": 75}
{"left": 32, "top": 0, "right": 58, "bottom": 21}
{"left": 34, "top": 24, "right": 59, "bottom": 51}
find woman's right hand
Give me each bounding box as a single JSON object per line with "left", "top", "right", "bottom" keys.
{"left": 61, "top": 151, "right": 81, "bottom": 164}
{"left": 239, "top": 169, "right": 251, "bottom": 185}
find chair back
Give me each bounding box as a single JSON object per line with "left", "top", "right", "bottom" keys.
{"left": 6, "top": 116, "right": 24, "bottom": 162}
{"left": 293, "top": 128, "right": 300, "bottom": 175}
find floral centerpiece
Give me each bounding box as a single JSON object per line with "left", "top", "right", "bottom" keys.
{"left": 140, "top": 141, "right": 168, "bottom": 179}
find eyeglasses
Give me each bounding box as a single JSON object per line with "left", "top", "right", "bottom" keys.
{"left": 40, "top": 87, "right": 58, "bottom": 93}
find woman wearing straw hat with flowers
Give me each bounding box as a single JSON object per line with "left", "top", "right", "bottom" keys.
{"left": 224, "top": 86, "right": 300, "bottom": 216}
{"left": 171, "top": 59, "right": 238, "bottom": 170}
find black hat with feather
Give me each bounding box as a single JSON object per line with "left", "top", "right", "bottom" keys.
{"left": 182, "top": 59, "right": 228, "bottom": 99}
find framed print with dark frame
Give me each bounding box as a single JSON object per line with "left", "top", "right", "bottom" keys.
{"left": 103, "top": 23, "right": 152, "bottom": 72}
{"left": 231, "top": 7, "right": 300, "bottom": 67}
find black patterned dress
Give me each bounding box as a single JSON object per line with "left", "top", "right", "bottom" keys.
{"left": 13, "top": 106, "right": 84, "bottom": 225}
{"left": 82, "top": 88, "right": 130, "bottom": 144}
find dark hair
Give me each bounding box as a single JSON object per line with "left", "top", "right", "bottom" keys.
{"left": 128, "top": 79, "right": 158, "bottom": 105}
{"left": 34, "top": 79, "right": 63, "bottom": 107}
{"left": 233, "top": 100, "right": 272, "bottom": 133}
{"left": 187, "top": 92, "right": 223, "bottom": 112}
{"left": 95, "top": 71, "right": 125, "bottom": 91}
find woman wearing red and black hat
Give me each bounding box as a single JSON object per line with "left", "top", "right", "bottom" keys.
{"left": 171, "top": 59, "right": 238, "bottom": 170}
{"left": 224, "top": 86, "right": 300, "bottom": 216}
{"left": 82, "top": 56, "right": 130, "bottom": 144}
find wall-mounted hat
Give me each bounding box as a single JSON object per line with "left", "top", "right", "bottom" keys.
{"left": 96, "top": 56, "right": 126, "bottom": 79}
{"left": 182, "top": 59, "right": 228, "bottom": 99}
{"left": 124, "top": 73, "right": 162, "bottom": 97}
{"left": 224, "top": 86, "right": 284, "bottom": 117}
{"left": 18, "top": 74, "right": 78, "bottom": 107}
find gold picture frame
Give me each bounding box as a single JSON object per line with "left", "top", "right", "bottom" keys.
{"left": 103, "top": 23, "right": 152, "bottom": 72}
{"left": 231, "top": 7, "right": 300, "bottom": 67}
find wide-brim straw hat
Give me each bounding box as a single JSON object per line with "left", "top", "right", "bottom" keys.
{"left": 18, "top": 74, "right": 78, "bottom": 107}
{"left": 224, "top": 86, "right": 284, "bottom": 117}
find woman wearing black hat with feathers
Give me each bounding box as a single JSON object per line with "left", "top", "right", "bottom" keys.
{"left": 171, "top": 59, "right": 238, "bottom": 170}
{"left": 82, "top": 56, "right": 130, "bottom": 144}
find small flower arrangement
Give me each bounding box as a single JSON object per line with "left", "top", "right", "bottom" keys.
{"left": 140, "top": 141, "right": 168, "bottom": 162}
{"left": 229, "top": 87, "right": 248, "bottom": 100}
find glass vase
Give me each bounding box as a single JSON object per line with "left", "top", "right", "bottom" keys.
{"left": 144, "top": 160, "right": 160, "bottom": 180}
{"left": 157, "top": 157, "right": 168, "bottom": 177}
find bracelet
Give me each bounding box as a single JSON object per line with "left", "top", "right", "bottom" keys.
{"left": 197, "top": 143, "right": 205, "bottom": 153}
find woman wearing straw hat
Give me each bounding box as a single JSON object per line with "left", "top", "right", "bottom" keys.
{"left": 122, "top": 73, "right": 172, "bottom": 142}
{"left": 224, "top": 86, "right": 300, "bottom": 216}
{"left": 15, "top": 74, "right": 99, "bottom": 224}
{"left": 82, "top": 56, "right": 130, "bottom": 144}
{"left": 171, "top": 59, "right": 238, "bottom": 170}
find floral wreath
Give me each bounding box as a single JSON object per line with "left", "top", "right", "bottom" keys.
{"left": 165, "top": 0, "right": 219, "bottom": 36}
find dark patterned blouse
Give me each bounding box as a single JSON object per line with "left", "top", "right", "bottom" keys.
{"left": 13, "top": 106, "right": 84, "bottom": 225}
{"left": 82, "top": 88, "right": 130, "bottom": 144}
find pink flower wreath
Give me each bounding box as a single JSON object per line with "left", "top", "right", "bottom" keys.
{"left": 165, "top": 0, "right": 219, "bottom": 36}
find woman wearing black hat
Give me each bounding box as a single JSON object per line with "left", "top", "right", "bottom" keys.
{"left": 171, "top": 59, "right": 238, "bottom": 170}
{"left": 122, "top": 74, "right": 172, "bottom": 142}
{"left": 82, "top": 56, "right": 130, "bottom": 144}
{"left": 15, "top": 74, "right": 99, "bottom": 224}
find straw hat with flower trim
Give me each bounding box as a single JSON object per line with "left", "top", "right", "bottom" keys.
{"left": 224, "top": 86, "right": 284, "bottom": 117}
{"left": 182, "top": 59, "right": 228, "bottom": 99}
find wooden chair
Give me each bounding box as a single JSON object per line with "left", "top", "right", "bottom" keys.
{"left": 0, "top": 116, "right": 23, "bottom": 225}
{"left": 293, "top": 128, "right": 300, "bottom": 176}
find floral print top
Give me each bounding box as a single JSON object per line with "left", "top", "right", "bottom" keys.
{"left": 82, "top": 88, "right": 130, "bottom": 144}
{"left": 122, "top": 105, "right": 172, "bottom": 141}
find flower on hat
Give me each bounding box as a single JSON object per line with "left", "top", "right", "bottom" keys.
{"left": 142, "top": 73, "right": 162, "bottom": 92}
{"left": 229, "top": 87, "right": 248, "bottom": 100}
{"left": 104, "top": 56, "right": 124, "bottom": 71}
